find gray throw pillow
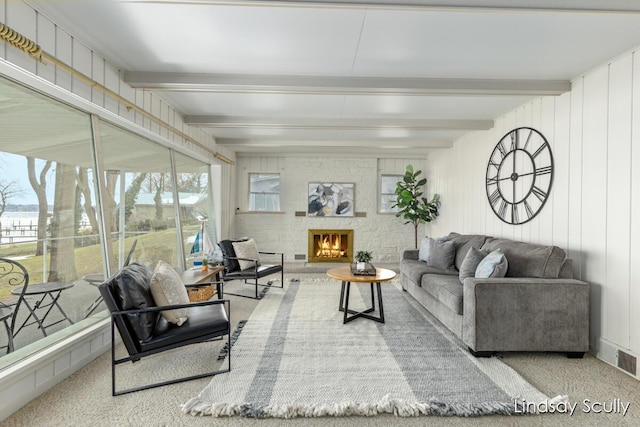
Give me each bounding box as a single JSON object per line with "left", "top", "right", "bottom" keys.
{"left": 475, "top": 249, "right": 509, "bottom": 278}
{"left": 459, "top": 247, "right": 489, "bottom": 283}
{"left": 418, "top": 236, "right": 447, "bottom": 262}
{"left": 426, "top": 238, "right": 456, "bottom": 270}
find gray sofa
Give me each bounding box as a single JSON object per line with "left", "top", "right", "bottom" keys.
{"left": 400, "top": 232, "right": 589, "bottom": 357}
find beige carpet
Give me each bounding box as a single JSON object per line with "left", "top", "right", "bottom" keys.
{"left": 3, "top": 273, "right": 639, "bottom": 426}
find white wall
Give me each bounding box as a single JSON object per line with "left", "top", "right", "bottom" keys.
{"left": 427, "top": 49, "right": 640, "bottom": 368}
{"left": 232, "top": 156, "right": 432, "bottom": 262}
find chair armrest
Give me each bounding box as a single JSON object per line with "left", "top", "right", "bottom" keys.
{"left": 112, "top": 298, "right": 229, "bottom": 316}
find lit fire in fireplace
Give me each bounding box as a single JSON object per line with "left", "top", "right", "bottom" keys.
{"left": 308, "top": 229, "right": 353, "bottom": 263}
{"left": 316, "top": 235, "right": 346, "bottom": 258}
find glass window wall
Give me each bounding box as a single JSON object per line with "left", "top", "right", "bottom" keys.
{"left": 0, "top": 74, "right": 215, "bottom": 369}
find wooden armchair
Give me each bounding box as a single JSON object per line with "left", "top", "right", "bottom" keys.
{"left": 98, "top": 263, "right": 231, "bottom": 395}
{"left": 218, "top": 238, "right": 284, "bottom": 299}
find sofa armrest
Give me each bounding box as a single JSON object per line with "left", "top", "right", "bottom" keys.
{"left": 402, "top": 249, "right": 419, "bottom": 261}
{"left": 462, "top": 277, "right": 589, "bottom": 354}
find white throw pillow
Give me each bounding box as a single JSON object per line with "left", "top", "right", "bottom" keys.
{"left": 150, "top": 260, "right": 190, "bottom": 326}
{"left": 232, "top": 238, "right": 261, "bottom": 271}
{"left": 475, "top": 250, "right": 509, "bottom": 279}
{"left": 418, "top": 236, "right": 447, "bottom": 262}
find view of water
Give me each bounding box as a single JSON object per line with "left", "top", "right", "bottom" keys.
{"left": 0, "top": 212, "right": 40, "bottom": 244}
{"left": 0, "top": 212, "right": 91, "bottom": 245}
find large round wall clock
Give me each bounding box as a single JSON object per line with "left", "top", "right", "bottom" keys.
{"left": 485, "top": 127, "right": 554, "bottom": 225}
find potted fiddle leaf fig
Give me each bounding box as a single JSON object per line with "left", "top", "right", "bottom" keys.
{"left": 392, "top": 164, "right": 441, "bottom": 249}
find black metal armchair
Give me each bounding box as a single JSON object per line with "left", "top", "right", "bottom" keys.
{"left": 0, "top": 258, "right": 29, "bottom": 354}
{"left": 218, "top": 238, "right": 284, "bottom": 299}
{"left": 98, "top": 263, "right": 231, "bottom": 396}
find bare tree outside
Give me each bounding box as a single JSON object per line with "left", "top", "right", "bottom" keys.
{"left": 48, "top": 163, "right": 77, "bottom": 282}
{"left": 26, "top": 157, "right": 53, "bottom": 256}
{"left": 76, "top": 167, "right": 99, "bottom": 233}
{"left": 0, "top": 180, "right": 20, "bottom": 242}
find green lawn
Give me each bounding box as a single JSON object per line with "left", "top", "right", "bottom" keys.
{"left": 0, "top": 229, "right": 188, "bottom": 301}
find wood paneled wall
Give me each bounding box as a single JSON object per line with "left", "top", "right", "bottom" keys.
{"left": 428, "top": 49, "right": 640, "bottom": 359}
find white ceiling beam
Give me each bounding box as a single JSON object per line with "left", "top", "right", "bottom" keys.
{"left": 126, "top": 1, "right": 640, "bottom": 14}
{"left": 124, "top": 72, "right": 569, "bottom": 96}
{"left": 184, "top": 116, "right": 493, "bottom": 130}
{"left": 216, "top": 138, "right": 453, "bottom": 148}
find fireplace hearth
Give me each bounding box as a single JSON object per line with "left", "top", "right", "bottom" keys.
{"left": 308, "top": 229, "right": 353, "bottom": 263}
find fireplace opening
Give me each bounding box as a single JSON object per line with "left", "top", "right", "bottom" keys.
{"left": 308, "top": 229, "right": 353, "bottom": 263}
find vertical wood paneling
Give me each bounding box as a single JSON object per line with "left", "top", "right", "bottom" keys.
{"left": 605, "top": 56, "right": 632, "bottom": 346}
{"left": 581, "top": 66, "right": 609, "bottom": 345}
{"left": 539, "top": 96, "right": 556, "bottom": 246}
{"left": 103, "top": 63, "right": 120, "bottom": 113}
{"left": 631, "top": 52, "right": 640, "bottom": 355}
{"left": 552, "top": 92, "right": 571, "bottom": 251}
{"left": 0, "top": 0, "right": 5, "bottom": 58}
{"left": 35, "top": 14, "right": 55, "bottom": 83}
{"left": 72, "top": 40, "right": 92, "bottom": 101}
{"left": 568, "top": 78, "right": 584, "bottom": 279}
{"left": 54, "top": 29, "right": 72, "bottom": 91}
{"left": 5, "top": 1, "right": 35, "bottom": 73}
{"left": 91, "top": 55, "right": 105, "bottom": 105}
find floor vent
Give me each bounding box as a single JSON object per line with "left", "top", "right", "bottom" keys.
{"left": 618, "top": 350, "right": 637, "bottom": 376}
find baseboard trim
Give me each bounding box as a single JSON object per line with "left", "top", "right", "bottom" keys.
{"left": 597, "top": 338, "right": 639, "bottom": 380}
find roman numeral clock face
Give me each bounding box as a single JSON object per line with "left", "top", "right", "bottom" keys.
{"left": 485, "top": 127, "right": 554, "bottom": 225}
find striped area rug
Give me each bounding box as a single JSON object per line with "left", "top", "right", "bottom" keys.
{"left": 182, "top": 278, "right": 558, "bottom": 418}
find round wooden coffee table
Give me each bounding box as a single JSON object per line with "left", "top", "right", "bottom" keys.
{"left": 326, "top": 266, "right": 396, "bottom": 324}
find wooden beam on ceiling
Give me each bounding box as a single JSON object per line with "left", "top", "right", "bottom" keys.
{"left": 124, "top": 72, "right": 570, "bottom": 97}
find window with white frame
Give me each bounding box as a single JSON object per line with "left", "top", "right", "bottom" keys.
{"left": 249, "top": 173, "right": 280, "bottom": 211}
{"left": 380, "top": 174, "right": 402, "bottom": 213}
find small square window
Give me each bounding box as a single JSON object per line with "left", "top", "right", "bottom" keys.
{"left": 249, "top": 173, "right": 280, "bottom": 211}
{"left": 380, "top": 174, "right": 402, "bottom": 213}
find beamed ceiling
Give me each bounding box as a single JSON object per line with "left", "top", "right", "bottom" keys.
{"left": 25, "top": 0, "right": 640, "bottom": 156}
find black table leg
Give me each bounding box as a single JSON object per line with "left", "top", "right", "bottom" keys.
{"left": 341, "top": 281, "right": 385, "bottom": 324}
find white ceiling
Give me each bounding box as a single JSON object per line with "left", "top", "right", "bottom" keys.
{"left": 26, "top": 0, "right": 640, "bottom": 156}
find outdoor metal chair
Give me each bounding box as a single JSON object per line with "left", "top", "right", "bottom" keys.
{"left": 0, "top": 258, "right": 29, "bottom": 353}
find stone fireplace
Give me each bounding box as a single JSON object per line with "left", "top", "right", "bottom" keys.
{"left": 308, "top": 229, "right": 353, "bottom": 263}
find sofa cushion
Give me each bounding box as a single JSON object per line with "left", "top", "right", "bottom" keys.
{"left": 420, "top": 274, "right": 464, "bottom": 315}
{"left": 459, "top": 247, "right": 489, "bottom": 283}
{"left": 400, "top": 259, "right": 457, "bottom": 286}
{"left": 475, "top": 250, "right": 508, "bottom": 278}
{"left": 110, "top": 262, "right": 157, "bottom": 342}
{"left": 149, "top": 260, "right": 190, "bottom": 326}
{"left": 447, "top": 233, "right": 490, "bottom": 271}
{"left": 480, "top": 237, "right": 566, "bottom": 278}
{"left": 232, "top": 238, "right": 261, "bottom": 271}
{"left": 418, "top": 236, "right": 447, "bottom": 262}
{"left": 218, "top": 240, "right": 238, "bottom": 273}
{"left": 426, "top": 238, "right": 456, "bottom": 270}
